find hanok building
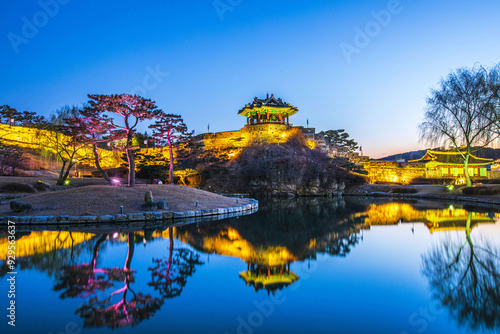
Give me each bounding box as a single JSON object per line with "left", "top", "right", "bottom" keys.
{"left": 408, "top": 150, "right": 493, "bottom": 179}
{"left": 364, "top": 149, "right": 497, "bottom": 184}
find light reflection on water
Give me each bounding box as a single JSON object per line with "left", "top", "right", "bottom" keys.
{"left": 1, "top": 197, "right": 499, "bottom": 334}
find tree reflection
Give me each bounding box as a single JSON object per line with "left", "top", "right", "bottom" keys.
{"left": 53, "top": 235, "right": 119, "bottom": 298}
{"left": 54, "top": 233, "right": 163, "bottom": 329}
{"left": 422, "top": 211, "right": 500, "bottom": 331}
{"left": 148, "top": 227, "right": 204, "bottom": 299}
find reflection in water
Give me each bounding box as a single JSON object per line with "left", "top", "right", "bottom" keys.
{"left": 422, "top": 211, "right": 500, "bottom": 332}
{"left": 148, "top": 227, "right": 204, "bottom": 299}
{"left": 0, "top": 198, "right": 498, "bottom": 331}
{"left": 54, "top": 233, "right": 163, "bottom": 329}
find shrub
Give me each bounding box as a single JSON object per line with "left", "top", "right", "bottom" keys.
{"left": 462, "top": 186, "right": 500, "bottom": 196}
{"left": 0, "top": 183, "right": 36, "bottom": 193}
{"left": 136, "top": 165, "right": 168, "bottom": 180}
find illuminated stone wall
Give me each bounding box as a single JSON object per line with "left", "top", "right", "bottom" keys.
{"left": 364, "top": 161, "right": 427, "bottom": 184}
{"left": 202, "top": 123, "right": 298, "bottom": 159}
{"left": 0, "top": 123, "right": 124, "bottom": 170}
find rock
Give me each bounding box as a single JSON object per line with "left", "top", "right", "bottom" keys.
{"left": 10, "top": 200, "right": 32, "bottom": 212}
{"left": 156, "top": 200, "right": 168, "bottom": 210}
{"left": 141, "top": 202, "right": 157, "bottom": 211}
{"left": 144, "top": 191, "right": 154, "bottom": 204}
{"left": 33, "top": 181, "right": 51, "bottom": 191}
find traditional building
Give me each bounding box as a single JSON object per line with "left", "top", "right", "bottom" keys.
{"left": 238, "top": 93, "right": 298, "bottom": 126}
{"left": 364, "top": 149, "right": 497, "bottom": 184}
{"left": 408, "top": 150, "right": 493, "bottom": 178}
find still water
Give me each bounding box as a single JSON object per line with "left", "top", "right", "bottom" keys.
{"left": 1, "top": 197, "right": 500, "bottom": 334}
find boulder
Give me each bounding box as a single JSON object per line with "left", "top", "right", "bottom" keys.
{"left": 156, "top": 200, "right": 168, "bottom": 210}
{"left": 144, "top": 191, "right": 154, "bottom": 204}
{"left": 141, "top": 202, "right": 157, "bottom": 211}
{"left": 10, "top": 200, "right": 32, "bottom": 212}
{"left": 34, "top": 181, "right": 51, "bottom": 191}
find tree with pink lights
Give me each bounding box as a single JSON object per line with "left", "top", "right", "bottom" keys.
{"left": 149, "top": 113, "right": 190, "bottom": 184}
{"left": 87, "top": 94, "right": 162, "bottom": 187}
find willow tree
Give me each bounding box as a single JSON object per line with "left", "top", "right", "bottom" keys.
{"left": 419, "top": 65, "right": 500, "bottom": 186}
{"left": 87, "top": 94, "right": 161, "bottom": 187}
{"left": 149, "top": 113, "right": 190, "bottom": 184}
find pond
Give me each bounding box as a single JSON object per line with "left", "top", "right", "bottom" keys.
{"left": 1, "top": 197, "right": 499, "bottom": 334}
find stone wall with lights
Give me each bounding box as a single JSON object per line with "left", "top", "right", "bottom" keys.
{"left": 0, "top": 123, "right": 123, "bottom": 169}
{"left": 201, "top": 124, "right": 300, "bottom": 159}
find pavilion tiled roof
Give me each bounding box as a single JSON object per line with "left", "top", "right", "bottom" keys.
{"left": 238, "top": 94, "right": 298, "bottom": 116}
{"left": 408, "top": 150, "right": 493, "bottom": 165}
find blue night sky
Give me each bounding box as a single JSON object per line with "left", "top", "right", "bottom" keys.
{"left": 1, "top": 0, "right": 499, "bottom": 158}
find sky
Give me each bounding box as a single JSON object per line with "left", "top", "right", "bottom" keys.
{"left": 1, "top": 0, "right": 499, "bottom": 158}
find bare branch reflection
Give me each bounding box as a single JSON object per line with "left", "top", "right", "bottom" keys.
{"left": 422, "top": 211, "right": 500, "bottom": 331}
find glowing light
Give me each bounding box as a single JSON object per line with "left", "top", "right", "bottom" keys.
{"left": 111, "top": 178, "right": 121, "bottom": 184}
{"left": 64, "top": 180, "right": 70, "bottom": 185}
{"left": 447, "top": 185, "right": 454, "bottom": 191}
{"left": 112, "top": 232, "right": 119, "bottom": 239}
{"left": 449, "top": 205, "right": 454, "bottom": 211}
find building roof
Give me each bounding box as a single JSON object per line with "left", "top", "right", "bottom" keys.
{"left": 408, "top": 150, "right": 493, "bottom": 165}
{"left": 238, "top": 94, "right": 299, "bottom": 117}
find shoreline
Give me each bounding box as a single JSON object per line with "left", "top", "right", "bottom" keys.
{"left": 0, "top": 198, "right": 258, "bottom": 225}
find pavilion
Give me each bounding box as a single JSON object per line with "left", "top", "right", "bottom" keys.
{"left": 238, "top": 93, "right": 298, "bottom": 126}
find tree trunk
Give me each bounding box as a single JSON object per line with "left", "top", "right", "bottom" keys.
{"left": 57, "top": 160, "right": 67, "bottom": 186}
{"left": 93, "top": 144, "right": 111, "bottom": 183}
{"left": 62, "top": 162, "right": 75, "bottom": 184}
{"left": 168, "top": 142, "right": 174, "bottom": 184}
{"left": 464, "top": 152, "right": 471, "bottom": 187}
{"left": 126, "top": 148, "right": 136, "bottom": 187}
{"left": 125, "top": 232, "right": 135, "bottom": 271}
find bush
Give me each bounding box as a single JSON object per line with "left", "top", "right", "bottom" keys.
{"left": 91, "top": 167, "right": 129, "bottom": 178}
{"left": 483, "top": 179, "right": 500, "bottom": 184}
{"left": 136, "top": 165, "right": 168, "bottom": 180}
{"left": 462, "top": 186, "right": 500, "bottom": 196}
{"left": 391, "top": 187, "right": 418, "bottom": 194}
{"left": 0, "top": 183, "right": 36, "bottom": 193}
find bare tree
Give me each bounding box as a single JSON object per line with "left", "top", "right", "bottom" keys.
{"left": 419, "top": 65, "right": 500, "bottom": 186}
{"left": 422, "top": 211, "right": 500, "bottom": 331}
